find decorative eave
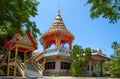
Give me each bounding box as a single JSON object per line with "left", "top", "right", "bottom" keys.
{"left": 42, "top": 30, "right": 74, "bottom": 40}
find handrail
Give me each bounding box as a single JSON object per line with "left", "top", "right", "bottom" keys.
{"left": 33, "top": 62, "right": 41, "bottom": 71}
{"left": 33, "top": 60, "right": 44, "bottom": 70}
{"left": 34, "top": 52, "right": 43, "bottom": 59}
{"left": 9, "top": 58, "right": 16, "bottom": 62}
{"left": 16, "top": 58, "right": 25, "bottom": 69}
{"left": 24, "top": 55, "right": 34, "bottom": 64}
{"left": 24, "top": 52, "right": 43, "bottom": 64}
{"left": 0, "top": 51, "right": 9, "bottom": 68}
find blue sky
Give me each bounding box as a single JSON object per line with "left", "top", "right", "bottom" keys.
{"left": 31, "top": 0, "right": 120, "bottom": 57}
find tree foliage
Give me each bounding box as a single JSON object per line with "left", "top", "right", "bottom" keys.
{"left": 70, "top": 45, "right": 85, "bottom": 76}
{"left": 86, "top": 0, "right": 120, "bottom": 23}
{"left": 111, "top": 41, "right": 120, "bottom": 54}
{"left": 0, "top": 0, "right": 41, "bottom": 38}
{"left": 109, "top": 42, "right": 120, "bottom": 77}
{"left": 70, "top": 45, "right": 92, "bottom": 76}
{"left": 109, "top": 53, "right": 120, "bottom": 77}
{"left": 85, "top": 47, "right": 92, "bottom": 59}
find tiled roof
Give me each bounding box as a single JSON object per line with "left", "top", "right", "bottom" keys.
{"left": 46, "top": 10, "right": 72, "bottom": 35}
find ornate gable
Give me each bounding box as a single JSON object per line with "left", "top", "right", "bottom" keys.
{"left": 4, "top": 29, "right": 38, "bottom": 52}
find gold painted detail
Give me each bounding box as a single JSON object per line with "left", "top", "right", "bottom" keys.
{"left": 56, "top": 56, "right": 61, "bottom": 60}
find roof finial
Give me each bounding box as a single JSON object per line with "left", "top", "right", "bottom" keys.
{"left": 58, "top": 3, "right": 60, "bottom": 10}
{"left": 57, "top": 3, "right": 60, "bottom": 16}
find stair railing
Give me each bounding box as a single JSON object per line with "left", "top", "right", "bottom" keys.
{"left": 33, "top": 60, "right": 44, "bottom": 70}
{"left": 16, "top": 58, "right": 25, "bottom": 69}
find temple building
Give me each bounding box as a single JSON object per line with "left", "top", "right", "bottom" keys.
{"left": 3, "top": 29, "right": 44, "bottom": 77}
{"left": 41, "top": 9, "right": 110, "bottom": 76}
{"left": 41, "top": 9, "right": 74, "bottom": 76}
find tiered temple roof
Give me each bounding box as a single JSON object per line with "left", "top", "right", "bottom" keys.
{"left": 41, "top": 10, "right": 74, "bottom": 51}
{"left": 46, "top": 10, "right": 72, "bottom": 35}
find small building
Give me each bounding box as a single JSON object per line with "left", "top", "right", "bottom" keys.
{"left": 4, "top": 29, "right": 44, "bottom": 77}
{"left": 82, "top": 48, "right": 110, "bottom": 76}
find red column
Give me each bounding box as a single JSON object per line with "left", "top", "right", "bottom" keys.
{"left": 68, "top": 40, "right": 72, "bottom": 50}
{"left": 43, "top": 41, "right": 47, "bottom": 52}
{"left": 55, "top": 35, "right": 61, "bottom": 49}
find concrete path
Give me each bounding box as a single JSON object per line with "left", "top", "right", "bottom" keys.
{"left": 44, "top": 76, "right": 119, "bottom": 79}
{"left": 0, "top": 76, "right": 119, "bottom": 79}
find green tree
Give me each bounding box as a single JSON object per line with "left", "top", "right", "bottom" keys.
{"left": 84, "top": 47, "right": 92, "bottom": 59}
{"left": 103, "top": 61, "right": 110, "bottom": 76}
{"left": 86, "top": 0, "right": 120, "bottom": 23}
{"left": 0, "top": 0, "right": 41, "bottom": 38}
{"left": 109, "top": 42, "right": 120, "bottom": 77}
{"left": 109, "top": 53, "right": 120, "bottom": 77}
{"left": 70, "top": 45, "right": 85, "bottom": 76}
{"left": 111, "top": 41, "right": 120, "bottom": 54}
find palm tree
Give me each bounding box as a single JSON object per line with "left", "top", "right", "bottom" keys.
{"left": 111, "top": 41, "right": 120, "bottom": 54}
{"left": 84, "top": 47, "right": 92, "bottom": 76}
{"left": 70, "top": 45, "right": 85, "bottom": 76}
{"left": 85, "top": 47, "right": 92, "bottom": 60}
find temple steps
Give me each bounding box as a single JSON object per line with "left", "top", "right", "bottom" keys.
{"left": 25, "top": 62, "right": 42, "bottom": 78}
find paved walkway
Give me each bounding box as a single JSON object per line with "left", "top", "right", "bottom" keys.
{"left": 0, "top": 76, "right": 119, "bottom": 79}
{"left": 45, "top": 76, "right": 119, "bottom": 79}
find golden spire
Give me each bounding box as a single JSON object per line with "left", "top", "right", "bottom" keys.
{"left": 57, "top": 3, "right": 60, "bottom": 16}
{"left": 57, "top": 9, "right": 60, "bottom": 16}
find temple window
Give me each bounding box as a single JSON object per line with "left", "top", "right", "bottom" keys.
{"left": 61, "top": 62, "right": 71, "bottom": 69}
{"left": 45, "top": 62, "right": 55, "bottom": 69}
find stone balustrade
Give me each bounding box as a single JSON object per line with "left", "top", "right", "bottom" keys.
{"left": 44, "top": 48, "right": 70, "bottom": 57}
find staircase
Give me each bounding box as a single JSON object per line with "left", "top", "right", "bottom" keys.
{"left": 25, "top": 62, "right": 43, "bottom": 78}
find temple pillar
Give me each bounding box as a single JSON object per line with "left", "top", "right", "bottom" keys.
{"left": 88, "top": 60, "right": 92, "bottom": 76}
{"left": 24, "top": 52, "right": 26, "bottom": 62}
{"left": 42, "top": 58, "right": 46, "bottom": 67}
{"left": 15, "top": 47, "right": 18, "bottom": 58}
{"left": 14, "top": 47, "right": 18, "bottom": 76}
{"left": 14, "top": 66, "right": 16, "bottom": 76}
{"left": 100, "top": 61, "right": 104, "bottom": 77}
{"left": 69, "top": 42, "right": 72, "bottom": 50}
{"left": 55, "top": 56, "right": 61, "bottom": 73}
{"left": 24, "top": 52, "right": 27, "bottom": 74}
{"left": 43, "top": 41, "right": 47, "bottom": 52}
{"left": 7, "top": 49, "right": 11, "bottom": 76}
{"left": 31, "top": 50, "right": 34, "bottom": 61}
{"left": 55, "top": 35, "right": 61, "bottom": 49}
{"left": 32, "top": 50, "right": 34, "bottom": 57}
{"left": 68, "top": 40, "right": 72, "bottom": 51}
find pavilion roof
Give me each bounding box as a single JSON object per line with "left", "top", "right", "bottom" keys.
{"left": 91, "top": 49, "right": 111, "bottom": 61}
{"left": 43, "top": 9, "right": 74, "bottom": 38}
